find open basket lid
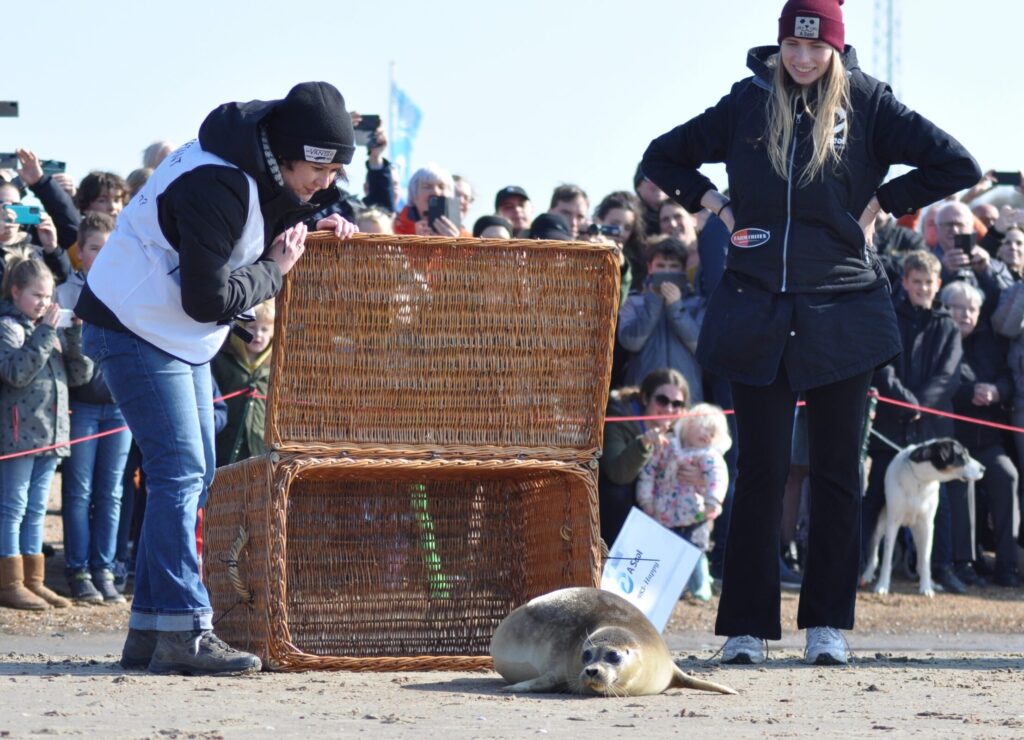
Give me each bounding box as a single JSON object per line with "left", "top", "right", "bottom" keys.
{"left": 263, "top": 233, "right": 621, "bottom": 463}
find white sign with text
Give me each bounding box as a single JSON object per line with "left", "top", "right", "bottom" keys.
{"left": 600, "top": 507, "right": 702, "bottom": 632}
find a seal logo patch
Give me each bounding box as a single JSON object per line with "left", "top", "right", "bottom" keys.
{"left": 795, "top": 16, "right": 820, "bottom": 39}
{"left": 731, "top": 228, "right": 771, "bottom": 249}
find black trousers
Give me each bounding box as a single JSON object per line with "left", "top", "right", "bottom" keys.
{"left": 716, "top": 365, "right": 872, "bottom": 639}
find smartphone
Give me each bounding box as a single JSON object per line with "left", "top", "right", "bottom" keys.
{"left": 953, "top": 233, "right": 975, "bottom": 252}
{"left": 0, "top": 101, "right": 17, "bottom": 118}
{"left": 5, "top": 204, "right": 41, "bottom": 225}
{"left": 0, "top": 153, "right": 64, "bottom": 175}
{"left": 427, "top": 195, "right": 462, "bottom": 230}
{"left": 992, "top": 171, "right": 1022, "bottom": 187}
{"left": 353, "top": 114, "right": 382, "bottom": 147}
{"left": 41, "top": 160, "right": 66, "bottom": 176}
{"left": 55, "top": 308, "right": 74, "bottom": 329}
{"left": 650, "top": 272, "right": 688, "bottom": 293}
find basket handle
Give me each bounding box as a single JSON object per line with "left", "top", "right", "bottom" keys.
{"left": 226, "top": 526, "right": 254, "bottom": 604}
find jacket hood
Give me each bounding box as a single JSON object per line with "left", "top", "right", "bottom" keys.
{"left": 198, "top": 98, "right": 279, "bottom": 188}
{"left": 197, "top": 96, "right": 339, "bottom": 227}
{"left": 746, "top": 44, "right": 860, "bottom": 87}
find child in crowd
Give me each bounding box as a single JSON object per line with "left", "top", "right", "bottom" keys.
{"left": 636, "top": 402, "right": 732, "bottom": 601}
{"left": 355, "top": 207, "right": 394, "bottom": 234}
{"left": 0, "top": 258, "right": 92, "bottom": 610}
{"left": 56, "top": 212, "right": 132, "bottom": 603}
{"left": 211, "top": 299, "right": 274, "bottom": 466}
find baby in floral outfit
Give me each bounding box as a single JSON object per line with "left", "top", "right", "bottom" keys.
{"left": 636, "top": 403, "right": 732, "bottom": 600}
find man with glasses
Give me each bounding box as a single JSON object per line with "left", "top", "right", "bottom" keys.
{"left": 931, "top": 201, "right": 1011, "bottom": 320}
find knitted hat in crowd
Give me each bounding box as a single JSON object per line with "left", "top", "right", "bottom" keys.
{"left": 529, "top": 212, "right": 573, "bottom": 241}
{"left": 473, "top": 215, "right": 514, "bottom": 238}
{"left": 266, "top": 82, "right": 356, "bottom": 165}
{"left": 778, "top": 0, "right": 845, "bottom": 52}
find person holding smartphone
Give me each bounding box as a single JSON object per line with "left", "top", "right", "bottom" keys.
{"left": 641, "top": 0, "right": 980, "bottom": 665}
{"left": 75, "top": 82, "right": 359, "bottom": 676}
{"left": 617, "top": 238, "right": 703, "bottom": 405}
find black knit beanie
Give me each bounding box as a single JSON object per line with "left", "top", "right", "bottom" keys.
{"left": 266, "top": 82, "right": 355, "bottom": 165}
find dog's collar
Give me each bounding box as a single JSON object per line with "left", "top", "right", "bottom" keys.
{"left": 902, "top": 456, "right": 929, "bottom": 484}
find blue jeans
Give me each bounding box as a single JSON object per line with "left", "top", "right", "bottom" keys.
{"left": 61, "top": 401, "right": 132, "bottom": 573}
{"left": 83, "top": 325, "right": 215, "bottom": 631}
{"left": 0, "top": 455, "right": 60, "bottom": 557}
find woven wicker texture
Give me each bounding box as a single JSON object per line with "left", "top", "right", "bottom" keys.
{"left": 204, "top": 454, "right": 601, "bottom": 671}
{"left": 266, "top": 233, "right": 620, "bottom": 461}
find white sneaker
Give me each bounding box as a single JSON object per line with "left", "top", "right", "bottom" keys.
{"left": 720, "top": 635, "right": 767, "bottom": 664}
{"left": 804, "top": 626, "right": 850, "bottom": 665}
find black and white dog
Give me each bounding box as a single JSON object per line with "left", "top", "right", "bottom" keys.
{"left": 861, "top": 438, "right": 985, "bottom": 597}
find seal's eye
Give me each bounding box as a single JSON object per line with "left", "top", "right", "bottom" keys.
{"left": 605, "top": 651, "right": 621, "bottom": 665}
{"left": 581, "top": 649, "right": 593, "bottom": 663}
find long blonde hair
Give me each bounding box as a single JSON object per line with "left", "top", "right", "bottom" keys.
{"left": 765, "top": 51, "right": 851, "bottom": 187}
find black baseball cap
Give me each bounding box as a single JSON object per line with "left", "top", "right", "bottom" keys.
{"left": 495, "top": 185, "right": 530, "bottom": 211}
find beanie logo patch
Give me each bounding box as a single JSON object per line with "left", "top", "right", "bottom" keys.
{"left": 303, "top": 145, "right": 337, "bottom": 163}
{"left": 794, "top": 16, "right": 821, "bottom": 39}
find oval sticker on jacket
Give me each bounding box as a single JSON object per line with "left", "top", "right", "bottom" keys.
{"left": 731, "top": 228, "right": 771, "bottom": 249}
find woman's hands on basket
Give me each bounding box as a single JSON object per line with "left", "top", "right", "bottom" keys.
{"left": 315, "top": 213, "right": 359, "bottom": 237}
{"left": 270, "top": 222, "right": 307, "bottom": 276}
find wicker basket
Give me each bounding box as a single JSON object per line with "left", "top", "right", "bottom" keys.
{"left": 204, "top": 453, "right": 601, "bottom": 671}
{"left": 266, "top": 233, "right": 620, "bottom": 462}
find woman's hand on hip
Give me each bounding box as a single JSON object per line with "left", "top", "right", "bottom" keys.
{"left": 269, "top": 222, "right": 308, "bottom": 276}
{"left": 858, "top": 197, "right": 882, "bottom": 245}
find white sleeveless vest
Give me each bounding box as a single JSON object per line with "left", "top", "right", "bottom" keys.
{"left": 87, "top": 140, "right": 265, "bottom": 364}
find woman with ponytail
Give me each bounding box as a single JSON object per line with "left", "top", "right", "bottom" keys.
{"left": 641, "top": 0, "right": 981, "bottom": 665}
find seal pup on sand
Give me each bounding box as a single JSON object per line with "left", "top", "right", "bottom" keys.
{"left": 490, "top": 587, "right": 736, "bottom": 696}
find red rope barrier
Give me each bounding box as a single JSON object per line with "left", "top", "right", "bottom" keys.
{"left": 1, "top": 390, "right": 1019, "bottom": 463}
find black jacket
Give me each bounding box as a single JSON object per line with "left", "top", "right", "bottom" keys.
{"left": 952, "top": 324, "right": 1012, "bottom": 452}
{"left": 870, "top": 294, "right": 962, "bottom": 448}
{"left": 642, "top": 46, "right": 981, "bottom": 295}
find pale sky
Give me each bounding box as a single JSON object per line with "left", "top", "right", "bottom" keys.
{"left": 5, "top": 0, "right": 1021, "bottom": 223}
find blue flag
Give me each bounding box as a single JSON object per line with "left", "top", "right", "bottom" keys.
{"left": 389, "top": 81, "right": 422, "bottom": 206}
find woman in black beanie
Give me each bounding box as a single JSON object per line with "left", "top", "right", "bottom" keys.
{"left": 76, "top": 82, "right": 359, "bottom": 676}
{"left": 641, "top": 0, "right": 980, "bottom": 665}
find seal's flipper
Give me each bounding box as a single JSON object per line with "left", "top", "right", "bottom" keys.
{"left": 498, "top": 671, "right": 567, "bottom": 694}
{"left": 670, "top": 665, "right": 737, "bottom": 695}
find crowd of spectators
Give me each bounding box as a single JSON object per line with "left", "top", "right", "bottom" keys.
{"left": 1, "top": 121, "right": 1022, "bottom": 611}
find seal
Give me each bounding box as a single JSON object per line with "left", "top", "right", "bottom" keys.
{"left": 489, "top": 587, "right": 736, "bottom": 696}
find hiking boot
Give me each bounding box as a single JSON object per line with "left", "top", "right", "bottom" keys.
{"left": 0, "top": 556, "right": 49, "bottom": 611}
{"left": 720, "top": 635, "right": 767, "bottom": 665}
{"left": 933, "top": 566, "right": 968, "bottom": 595}
{"left": 953, "top": 562, "right": 987, "bottom": 587}
{"left": 805, "top": 626, "right": 850, "bottom": 665}
{"left": 23, "top": 553, "right": 71, "bottom": 608}
{"left": 120, "top": 629, "right": 159, "bottom": 669}
{"left": 68, "top": 570, "right": 104, "bottom": 604}
{"left": 148, "top": 630, "right": 261, "bottom": 675}
{"left": 92, "top": 569, "right": 126, "bottom": 604}
{"left": 111, "top": 560, "right": 129, "bottom": 594}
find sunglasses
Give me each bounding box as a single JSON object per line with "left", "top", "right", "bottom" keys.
{"left": 653, "top": 393, "right": 686, "bottom": 410}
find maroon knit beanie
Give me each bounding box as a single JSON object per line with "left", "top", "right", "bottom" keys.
{"left": 778, "top": 0, "right": 845, "bottom": 51}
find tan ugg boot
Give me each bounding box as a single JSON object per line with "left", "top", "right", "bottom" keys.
{"left": 0, "top": 555, "right": 49, "bottom": 610}
{"left": 23, "top": 553, "right": 71, "bottom": 608}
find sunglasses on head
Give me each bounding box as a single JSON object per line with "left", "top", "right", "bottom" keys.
{"left": 654, "top": 393, "right": 686, "bottom": 410}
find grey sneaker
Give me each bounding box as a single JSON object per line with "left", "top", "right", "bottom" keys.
{"left": 68, "top": 570, "right": 104, "bottom": 604}
{"left": 91, "top": 569, "right": 126, "bottom": 604}
{"left": 120, "top": 629, "right": 159, "bottom": 669}
{"left": 804, "top": 626, "right": 850, "bottom": 665}
{"left": 148, "top": 630, "right": 262, "bottom": 675}
{"left": 720, "top": 635, "right": 767, "bottom": 664}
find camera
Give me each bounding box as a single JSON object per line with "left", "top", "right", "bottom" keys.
{"left": 5, "top": 204, "right": 41, "bottom": 225}
{"left": 953, "top": 233, "right": 975, "bottom": 252}
{"left": 352, "top": 114, "right": 382, "bottom": 147}
{"left": 585, "top": 223, "right": 622, "bottom": 238}
{"left": 55, "top": 309, "right": 74, "bottom": 329}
